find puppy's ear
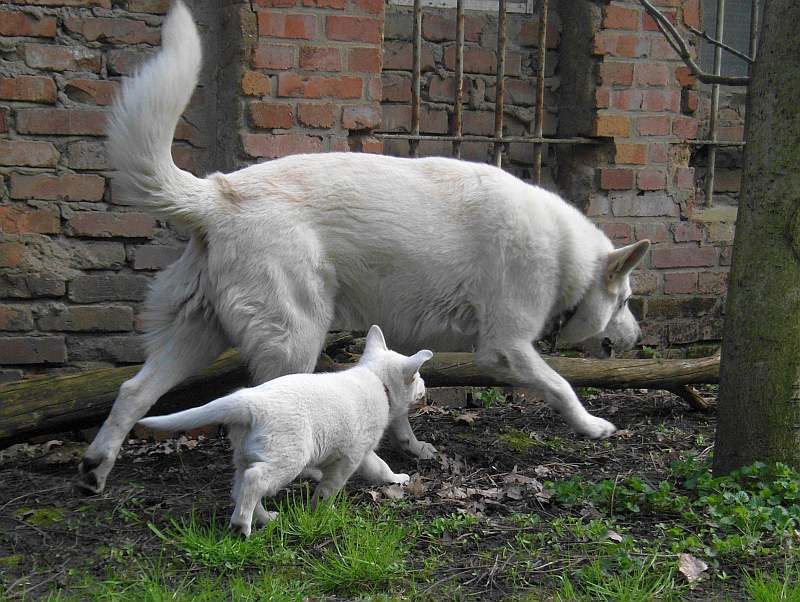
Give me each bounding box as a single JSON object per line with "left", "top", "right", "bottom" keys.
{"left": 606, "top": 240, "right": 650, "bottom": 287}
{"left": 364, "top": 324, "right": 388, "bottom": 356}
{"left": 404, "top": 349, "right": 433, "bottom": 382}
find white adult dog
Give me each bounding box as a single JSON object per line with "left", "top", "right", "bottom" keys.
{"left": 77, "top": 1, "right": 650, "bottom": 494}
{"left": 138, "top": 325, "right": 431, "bottom": 537}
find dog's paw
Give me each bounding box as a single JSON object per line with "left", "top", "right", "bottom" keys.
{"left": 75, "top": 455, "right": 107, "bottom": 496}
{"left": 229, "top": 521, "right": 252, "bottom": 538}
{"left": 391, "top": 473, "right": 410, "bottom": 485}
{"left": 577, "top": 416, "right": 617, "bottom": 439}
{"left": 412, "top": 441, "right": 438, "bottom": 460}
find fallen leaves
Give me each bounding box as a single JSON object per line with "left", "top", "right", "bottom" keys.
{"left": 677, "top": 553, "right": 708, "bottom": 583}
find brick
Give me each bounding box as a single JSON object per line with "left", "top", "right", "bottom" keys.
{"left": 600, "top": 168, "right": 635, "bottom": 191}
{"left": 241, "top": 132, "right": 324, "bottom": 159}
{"left": 683, "top": 0, "right": 700, "bottom": 28}
{"left": 638, "top": 169, "right": 666, "bottom": 190}
{"left": 0, "top": 9, "right": 57, "bottom": 37}
{"left": 250, "top": 102, "right": 294, "bottom": 129}
{"left": 255, "top": 0, "right": 297, "bottom": 6}
{"left": 422, "top": 13, "right": 483, "bottom": 42}
{"left": 674, "top": 66, "right": 695, "bottom": 87}
{"left": 125, "top": 0, "right": 170, "bottom": 12}
{"left": 258, "top": 13, "right": 317, "bottom": 39}
{"left": 706, "top": 222, "right": 735, "bottom": 242}
{"left": 631, "top": 270, "right": 659, "bottom": 295}
{"left": 594, "top": 88, "right": 610, "bottom": 109}
{"left": 611, "top": 89, "right": 642, "bottom": 111}
{"left": 600, "top": 222, "right": 633, "bottom": 244}
{"left": 65, "top": 79, "right": 118, "bottom": 105}
{"left": 463, "top": 111, "right": 495, "bottom": 136}
{"left": 300, "top": 46, "right": 341, "bottom": 71}
{"left": 593, "top": 113, "right": 631, "bottom": 137}
{"left": 108, "top": 48, "right": 155, "bottom": 75}
{"left": 635, "top": 63, "right": 669, "bottom": 87}
{"left": 594, "top": 32, "right": 648, "bottom": 57}
{"left": 326, "top": 16, "right": 382, "bottom": 43}
{"left": 614, "top": 143, "right": 647, "bottom": 165}
{"left": 382, "top": 41, "right": 434, "bottom": 71}
{"left": 297, "top": 102, "right": 337, "bottom": 128}
{"left": 241, "top": 71, "right": 270, "bottom": 96}
{"left": 68, "top": 212, "right": 155, "bottom": 238}
{"left": 519, "top": 17, "right": 560, "bottom": 48}
{"left": 637, "top": 115, "right": 670, "bottom": 136}
{"left": 698, "top": 272, "right": 727, "bottom": 295}
{"left": 647, "top": 296, "right": 718, "bottom": 320}
{"left": 651, "top": 246, "right": 716, "bottom": 268}
{"left": 0, "top": 139, "right": 59, "bottom": 167}
{"left": 24, "top": 43, "right": 102, "bottom": 72}
{"left": 667, "top": 321, "right": 699, "bottom": 344}
{"left": 132, "top": 244, "right": 183, "bottom": 270}
{"left": 302, "top": 0, "right": 345, "bottom": 7}
{"left": 663, "top": 271, "right": 698, "bottom": 294}
{"left": 348, "top": 47, "right": 381, "bottom": 73}
{"left": 65, "top": 140, "right": 108, "bottom": 170}
{"left": 0, "top": 336, "right": 66, "bottom": 364}
{"left": 0, "top": 107, "right": 7, "bottom": 133}
{"left": 39, "top": 305, "right": 134, "bottom": 332}
{"left": 381, "top": 72, "right": 411, "bottom": 102}
{"left": 672, "top": 115, "right": 698, "bottom": 139}
{"left": 649, "top": 142, "right": 668, "bottom": 163}
{"left": 10, "top": 173, "right": 105, "bottom": 201}
{"left": 612, "top": 192, "right": 678, "bottom": 217}
{"left": 367, "top": 75, "right": 381, "bottom": 101}
{"left": 67, "top": 334, "right": 145, "bottom": 364}
{"left": 0, "top": 76, "right": 56, "bottom": 103}
{"left": 586, "top": 195, "right": 610, "bottom": 217}
{"left": 644, "top": 8, "right": 676, "bottom": 31}
{"left": 352, "top": 0, "right": 382, "bottom": 14}
{"left": 342, "top": 104, "right": 381, "bottom": 130}
{"left": 16, "top": 108, "right": 107, "bottom": 136}
{"left": 444, "top": 46, "right": 517, "bottom": 76}
{"left": 635, "top": 222, "right": 669, "bottom": 244}
{"left": 672, "top": 222, "right": 703, "bottom": 242}
{"left": 252, "top": 44, "right": 296, "bottom": 70}
{"left": 0, "top": 274, "right": 64, "bottom": 298}
{"left": 8, "top": 0, "right": 110, "bottom": 7}
{"left": 650, "top": 38, "right": 679, "bottom": 60}
{"left": 65, "top": 16, "right": 160, "bottom": 44}
{"left": 375, "top": 105, "right": 447, "bottom": 134}
{"left": 0, "top": 242, "right": 26, "bottom": 268}
{"left": 277, "top": 73, "right": 362, "bottom": 99}
{"left": 0, "top": 306, "right": 34, "bottom": 331}
{"left": 360, "top": 136, "right": 383, "bottom": 153}
{"left": 68, "top": 274, "right": 150, "bottom": 302}
{"left": 599, "top": 62, "right": 634, "bottom": 86}
{"left": 675, "top": 167, "right": 694, "bottom": 190}
{"left": 69, "top": 240, "right": 126, "bottom": 269}
{"left": 603, "top": 5, "right": 641, "bottom": 30}
{"left": 0, "top": 205, "right": 60, "bottom": 234}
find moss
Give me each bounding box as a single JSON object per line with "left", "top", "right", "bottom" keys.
{"left": 0, "top": 554, "right": 24, "bottom": 568}
{"left": 15, "top": 506, "right": 65, "bottom": 527}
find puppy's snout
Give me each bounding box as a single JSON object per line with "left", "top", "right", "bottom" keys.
{"left": 601, "top": 337, "right": 614, "bottom": 356}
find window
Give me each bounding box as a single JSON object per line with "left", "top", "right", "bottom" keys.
{"left": 700, "top": 0, "right": 762, "bottom": 78}
{"left": 387, "top": 0, "right": 535, "bottom": 15}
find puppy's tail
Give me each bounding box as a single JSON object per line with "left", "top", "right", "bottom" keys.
{"left": 107, "top": 0, "right": 215, "bottom": 228}
{"left": 138, "top": 394, "right": 251, "bottom": 433}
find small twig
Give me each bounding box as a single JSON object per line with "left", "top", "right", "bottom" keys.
{"left": 668, "top": 384, "right": 713, "bottom": 412}
{"left": 686, "top": 24, "right": 754, "bottom": 64}
{"left": 637, "top": 0, "right": 749, "bottom": 86}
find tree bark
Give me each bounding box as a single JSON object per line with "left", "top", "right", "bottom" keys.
{"left": 713, "top": 0, "right": 800, "bottom": 475}
{"left": 0, "top": 352, "right": 720, "bottom": 447}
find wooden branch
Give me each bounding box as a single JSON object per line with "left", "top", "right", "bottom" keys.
{"left": 637, "top": 0, "right": 750, "bottom": 86}
{"left": 0, "top": 351, "right": 720, "bottom": 446}
{"left": 686, "top": 24, "right": 754, "bottom": 64}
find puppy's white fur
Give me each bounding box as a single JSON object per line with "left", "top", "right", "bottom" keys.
{"left": 77, "top": 1, "right": 650, "bottom": 494}
{"left": 138, "top": 326, "right": 431, "bottom": 537}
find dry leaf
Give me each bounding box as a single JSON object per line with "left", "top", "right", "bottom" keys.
{"left": 367, "top": 490, "right": 382, "bottom": 502}
{"left": 678, "top": 553, "right": 708, "bottom": 583}
{"left": 406, "top": 474, "right": 426, "bottom": 498}
{"left": 606, "top": 529, "right": 624, "bottom": 542}
{"left": 534, "top": 465, "right": 551, "bottom": 477}
{"left": 381, "top": 484, "right": 405, "bottom": 500}
{"left": 505, "top": 485, "right": 523, "bottom": 500}
{"left": 455, "top": 412, "right": 479, "bottom": 425}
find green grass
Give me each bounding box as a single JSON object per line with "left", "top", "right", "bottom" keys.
{"left": 553, "top": 558, "right": 682, "bottom": 602}
{"left": 745, "top": 566, "right": 800, "bottom": 602}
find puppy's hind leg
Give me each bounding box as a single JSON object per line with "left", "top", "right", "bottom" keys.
{"left": 230, "top": 461, "right": 299, "bottom": 537}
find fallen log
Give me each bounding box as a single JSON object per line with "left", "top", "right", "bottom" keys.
{"left": 0, "top": 351, "right": 719, "bottom": 447}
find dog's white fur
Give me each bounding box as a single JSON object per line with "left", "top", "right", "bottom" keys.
{"left": 138, "top": 326, "right": 431, "bottom": 537}
{"left": 76, "top": 1, "right": 650, "bottom": 494}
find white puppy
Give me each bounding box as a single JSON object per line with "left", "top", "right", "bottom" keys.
{"left": 137, "top": 325, "right": 431, "bottom": 537}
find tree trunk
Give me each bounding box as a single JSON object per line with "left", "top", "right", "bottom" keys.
{"left": 713, "top": 0, "right": 800, "bottom": 474}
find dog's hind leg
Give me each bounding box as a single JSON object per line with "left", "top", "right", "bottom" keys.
{"left": 476, "top": 339, "right": 616, "bottom": 439}
{"left": 230, "top": 461, "right": 299, "bottom": 537}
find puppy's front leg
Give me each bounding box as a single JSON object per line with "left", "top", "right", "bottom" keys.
{"left": 357, "top": 450, "right": 409, "bottom": 485}
{"left": 390, "top": 414, "right": 437, "bottom": 460}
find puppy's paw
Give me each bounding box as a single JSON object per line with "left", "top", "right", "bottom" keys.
{"left": 577, "top": 415, "right": 617, "bottom": 439}
{"left": 391, "top": 473, "right": 410, "bottom": 485}
{"left": 412, "top": 441, "right": 438, "bottom": 460}
{"left": 229, "top": 521, "right": 252, "bottom": 539}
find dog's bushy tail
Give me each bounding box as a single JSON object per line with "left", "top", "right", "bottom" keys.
{"left": 138, "top": 394, "right": 250, "bottom": 433}
{"left": 107, "top": 0, "right": 214, "bottom": 227}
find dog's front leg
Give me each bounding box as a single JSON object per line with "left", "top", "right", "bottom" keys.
{"left": 389, "top": 414, "right": 438, "bottom": 460}
{"left": 477, "top": 341, "right": 616, "bottom": 439}
{"left": 357, "top": 450, "right": 409, "bottom": 485}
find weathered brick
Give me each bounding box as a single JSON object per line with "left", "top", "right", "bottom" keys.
{"left": 698, "top": 271, "right": 728, "bottom": 295}
{"left": 518, "top": 16, "right": 561, "bottom": 48}
{"left": 64, "top": 16, "right": 160, "bottom": 44}
{"left": 638, "top": 169, "right": 666, "bottom": 191}
{"left": 0, "top": 336, "right": 66, "bottom": 364}
{"left": 366, "top": 75, "right": 381, "bottom": 101}
{"left": 600, "top": 168, "right": 635, "bottom": 191}
{"left": 600, "top": 222, "right": 633, "bottom": 244}
{"left": 683, "top": 0, "right": 700, "bottom": 28}
{"left": 706, "top": 221, "right": 735, "bottom": 242}
{"left": 68, "top": 274, "right": 150, "bottom": 302}
{"left": 0, "top": 306, "right": 34, "bottom": 331}
{"left": 631, "top": 270, "right": 659, "bottom": 295}
{"left": 634, "top": 222, "right": 670, "bottom": 243}
{"left": 668, "top": 321, "right": 699, "bottom": 344}
{"left": 241, "top": 132, "right": 324, "bottom": 158}
{"left": 651, "top": 246, "right": 717, "bottom": 268}
{"left": 342, "top": 104, "right": 381, "bottom": 130}
{"left": 38, "top": 305, "right": 134, "bottom": 332}
{"left": 593, "top": 113, "right": 631, "bottom": 137}
{"left": 611, "top": 89, "right": 642, "bottom": 111}
{"left": 381, "top": 72, "right": 411, "bottom": 102}
{"left": 614, "top": 142, "right": 648, "bottom": 165}
{"left": 0, "top": 242, "right": 27, "bottom": 268}
{"left": 674, "top": 65, "right": 695, "bottom": 87}
{"left": 360, "top": 136, "right": 383, "bottom": 153}
{"left": 132, "top": 244, "right": 183, "bottom": 270}
{"left": 277, "top": 73, "right": 362, "bottom": 99}
{"left": 65, "top": 79, "right": 118, "bottom": 105}
{"left": 643, "top": 8, "right": 676, "bottom": 31}
{"left": 7, "top": 0, "right": 110, "bottom": 7}
{"left": 10, "top": 173, "right": 105, "bottom": 201}
{"left": 297, "top": 102, "right": 337, "bottom": 128}
{"left": 66, "top": 334, "right": 145, "bottom": 364}
{"left": 348, "top": 47, "right": 381, "bottom": 73}
{"left": 300, "top": 46, "right": 341, "bottom": 71}
{"left": 125, "top": 0, "right": 170, "bottom": 12}
{"left": 594, "top": 88, "right": 610, "bottom": 109}
{"left": 0, "top": 139, "right": 59, "bottom": 167}
{"left": 444, "top": 46, "right": 520, "bottom": 76}
{"left": 0, "top": 107, "right": 7, "bottom": 134}
{"left": 0, "top": 9, "right": 57, "bottom": 37}
{"left": 672, "top": 221, "right": 703, "bottom": 242}
{"left": 258, "top": 13, "right": 317, "bottom": 39}
{"left": 0, "top": 76, "right": 56, "bottom": 103}
{"left": 672, "top": 115, "right": 698, "bottom": 139}
{"left": 302, "top": 0, "right": 346, "bottom": 8}
{"left": 377, "top": 105, "right": 446, "bottom": 134}
{"left": 252, "top": 43, "right": 296, "bottom": 70}
{"left": 647, "top": 296, "right": 717, "bottom": 320}
{"left": 351, "top": 0, "right": 382, "bottom": 15}
{"left": 382, "top": 41, "right": 435, "bottom": 71}
{"left": 603, "top": 5, "right": 641, "bottom": 30}
{"left": 599, "top": 62, "right": 634, "bottom": 86}
{"left": 65, "top": 140, "right": 108, "bottom": 170}
{"left": 68, "top": 212, "right": 155, "bottom": 238}
{"left": 594, "top": 32, "right": 648, "bottom": 57}
{"left": 68, "top": 240, "right": 126, "bottom": 269}
{"left": 326, "top": 15, "right": 381, "bottom": 43}
{"left": 24, "top": 43, "right": 102, "bottom": 72}
{"left": 16, "top": 108, "right": 107, "bottom": 136}
{"left": 0, "top": 274, "right": 65, "bottom": 298}
{"left": 108, "top": 48, "right": 155, "bottom": 75}
{"left": 635, "top": 63, "right": 669, "bottom": 87}
{"left": 612, "top": 192, "right": 678, "bottom": 217}
{"left": 255, "top": 0, "right": 297, "bottom": 7}
{"left": 250, "top": 102, "right": 294, "bottom": 129}
{"left": 663, "top": 271, "right": 698, "bottom": 294}
{"left": 241, "top": 70, "right": 270, "bottom": 96}
{"left": 637, "top": 115, "right": 670, "bottom": 136}
{"left": 0, "top": 205, "right": 60, "bottom": 234}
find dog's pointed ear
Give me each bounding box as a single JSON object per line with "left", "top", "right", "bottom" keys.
{"left": 364, "top": 324, "right": 388, "bottom": 356}
{"left": 606, "top": 240, "right": 650, "bottom": 286}
{"left": 404, "top": 349, "right": 433, "bottom": 382}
